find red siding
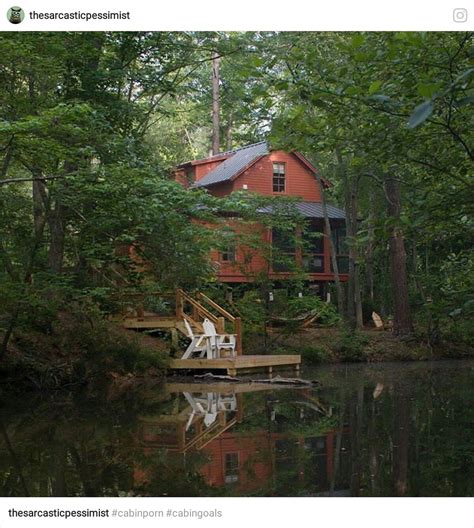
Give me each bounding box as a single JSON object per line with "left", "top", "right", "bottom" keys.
{"left": 174, "top": 168, "right": 187, "bottom": 187}
{"left": 205, "top": 151, "right": 321, "bottom": 201}
{"left": 175, "top": 149, "right": 346, "bottom": 283}
{"left": 207, "top": 219, "right": 270, "bottom": 281}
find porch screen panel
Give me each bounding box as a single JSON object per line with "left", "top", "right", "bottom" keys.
{"left": 272, "top": 228, "right": 296, "bottom": 272}
{"left": 302, "top": 225, "right": 325, "bottom": 273}
{"left": 330, "top": 226, "right": 349, "bottom": 274}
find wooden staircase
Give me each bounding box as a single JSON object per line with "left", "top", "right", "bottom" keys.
{"left": 119, "top": 289, "right": 242, "bottom": 354}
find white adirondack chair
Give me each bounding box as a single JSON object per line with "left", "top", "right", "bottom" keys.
{"left": 181, "top": 319, "right": 211, "bottom": 359}
{"left": 202, "top": 318, "right": 236, "bottom": 359}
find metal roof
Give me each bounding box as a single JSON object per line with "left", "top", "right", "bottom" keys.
{"left": 192, "top": 141, "right": 269, "bottom": 188}
{"left": 258, "top": 201, "right": 346, "bottom": 219}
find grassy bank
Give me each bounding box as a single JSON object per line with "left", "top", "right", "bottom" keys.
{"left": 273, "top": 327, "right": 474, "bottom": 365}
{"left": 0, "top": 312, "right": 169, "bottom": 391}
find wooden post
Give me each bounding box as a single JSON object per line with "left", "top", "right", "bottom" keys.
{"left": 217, "top": 316, "right": 225, "bottom": 334}
{"left": 192, "top": 304, "right": 199, "bottom": 322}
{"left": 175, "top": 289, "right": 183, "bottom": 320}
{"left": 234, "top": 317, "right": 242, "bottom": 356}
{"left": 170, "top": 328, "right": 178, "bottom": 351}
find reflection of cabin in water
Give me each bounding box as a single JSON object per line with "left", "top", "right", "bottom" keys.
{"left": 137, "top": 384, "right": 350, "bottom": 495}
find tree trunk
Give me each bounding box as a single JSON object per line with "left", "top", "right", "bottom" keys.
{"left": 211, "top": 52, "right": 221, "bottom": 155}
{"left": 384, "top": 175, "right": 413, "bottom": 336}
{"left": 0, "top": 420, "right": 30, "bottom": 495}
{"left": 335, "top": 148, "right": 362, "bottom": 324}
{"left": 366, "top": 190, "right": 375, "bottom": 302}
{"left": 32, "top": 174, "right": 47, "bottom": 239}
{"left": 0, "top": 308, "right": 19, "bottom": 359}
{"left": 226, "top": 110, "right": 233, "bottom": 151}
{"left": 47, "top": 201, "right": 66, "bottom": 274}
{"left": 352, "top": 179, "right": 363, "bottom": 328}
{"left": 344, "top": 173, "right": 363, "bottom": 329}
{"left": 315, "top": 171, "right": 344, "bottom": 316}
{"left": 1, "top": 141, "right": 13, "bottom": 178}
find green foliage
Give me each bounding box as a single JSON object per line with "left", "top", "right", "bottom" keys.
{"left": 267, "top": 31, "right": 473, "bottom": 345}
{"left": 1, "top": 31, "right": 472, "bottom": 366}
{"left": 286, "top": 295, "right": 340, "bottom": 325}
{"left": 278, "top": 344, "right": 329, "bottom": 364}
{"left": 77, "top": 321, "right": 169, "bottom": 375}
{"left": 233, "top": 290, "right": 267, "bottom": 331}
{"left": 407, "top": 100, "right": 434, "bottom": 128}
{"left": 335, "top": 330, "right": 369, "bottom": 362}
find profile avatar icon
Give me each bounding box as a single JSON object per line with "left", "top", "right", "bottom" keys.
{"left": 7, "top": 6, "right": 25, "bottom": 24}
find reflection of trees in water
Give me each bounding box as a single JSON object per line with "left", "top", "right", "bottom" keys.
{"left": 0, "top": 386, "right": 201, "bottom": 497}
{"left": 0, "top": 394, "right": 146, "bottom": 496}
{"left": 0, "top": 364, "right": 472, "bottom": 497}
{"left": 331, "top": 365, "right": 474, "bottom": 497}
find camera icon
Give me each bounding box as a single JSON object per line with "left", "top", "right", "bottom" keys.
{"left": 453, "top": 8, "right": 468, "bottom": 22}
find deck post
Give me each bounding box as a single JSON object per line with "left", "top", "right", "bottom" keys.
{"left": 235, "top": 317, "right": 242, "bottom": 355}
{"left": 176, "top": 289, "right": 183, "bottom": 320}
{"left": 217, "top": 316, "right": 225, "bottom": 334}
{"left": 170, "top": 328, "right": 178, "bottom": 351}
{"left": 192, "top": 304, "right": 199, "bottom": 322}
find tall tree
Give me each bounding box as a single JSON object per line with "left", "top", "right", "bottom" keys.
{"left": 384, "top": 174, "right": 413, "bottom": 336}
{"left": 211, "top": 51, "right": 221, "bottom": 154}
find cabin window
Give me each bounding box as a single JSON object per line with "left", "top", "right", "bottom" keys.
{"left": 224, "top": 452, "right": 239, "bottom": 484}
{"left": 272, "top": 162, "right": 286, "bottom": 192}
{"left": 302, "top": 225, "right": 325, "bottom": 273}
{"left": 272, "top": 228, "right": 296, "bottom": 272}
{"left": 221, "top": 241, "right": 236, "bottom": 263}
{"left": 331, "top": 226, "right": 349, "bottom": 274}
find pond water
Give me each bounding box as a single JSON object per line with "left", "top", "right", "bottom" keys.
{"left": 1, "top": 360, "right": 473, "bottom": 497}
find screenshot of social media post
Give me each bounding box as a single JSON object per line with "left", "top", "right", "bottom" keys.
{"left": 0, "top": 1, "right": 473, "bottom": 527}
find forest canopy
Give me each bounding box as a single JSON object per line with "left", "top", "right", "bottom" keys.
{"left": 0, "top": 31, "right": 472, "bottom": 358}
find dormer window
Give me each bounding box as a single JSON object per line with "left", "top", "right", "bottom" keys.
{"left": 272, "top": 162, "right": 286, "bottom": 192}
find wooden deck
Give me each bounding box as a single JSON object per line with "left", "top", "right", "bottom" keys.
{"left": 117, "top": 290, "right": 300, "bottom": 376}
{"left": 169, "top": 354, "right": 301, "bottom": 376}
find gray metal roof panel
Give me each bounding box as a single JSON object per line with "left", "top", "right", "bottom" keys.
{"left": 258, "top": 201, "right": 346, "bottom": 219}
{"left": 192, "top": 141, "right": 269, "bottom": 188}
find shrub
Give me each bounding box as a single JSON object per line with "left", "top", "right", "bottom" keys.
{"left": 298, "top": 345, "right": 329, "bottom": 364}
{"left": 335, "top": 331, "right": 369, "bottom": 362}
{"left": 286, "top": 295, "right": 340, "bottom": 326}
{"left": 276, "top": 344, "right": 329, "bottom": 364}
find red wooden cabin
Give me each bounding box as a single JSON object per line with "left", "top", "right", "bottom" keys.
{"left": 175, "top": 142, "right": 347, "bottom": 292}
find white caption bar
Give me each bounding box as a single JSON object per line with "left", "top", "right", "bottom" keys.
{"left": 0, "top": 0, "right": 473, "bottom": 31}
